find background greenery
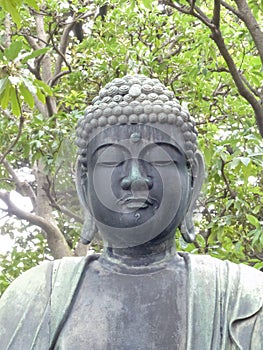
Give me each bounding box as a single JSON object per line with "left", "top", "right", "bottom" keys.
{"left": 0, "top": 0, "right": 263, "bottom": 295}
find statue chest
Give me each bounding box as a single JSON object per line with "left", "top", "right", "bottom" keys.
{"left": 55, "top": 260, "right": 187, "bottom": 350}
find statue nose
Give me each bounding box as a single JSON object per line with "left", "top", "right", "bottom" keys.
{"left": 120, "top": 160, "right": 153, "bottom": 191}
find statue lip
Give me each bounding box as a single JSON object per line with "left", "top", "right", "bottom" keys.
{"left": 118, "top": 196, "right": 153, "bottom": 209}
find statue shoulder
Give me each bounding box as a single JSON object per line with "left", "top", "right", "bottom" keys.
{"left": 0, "top": 260, "right": 53, "bottom": 305}
{"left": 183, "top": 253, "right": 263, "bottom": 348}
{"left": 0, "top": 260, "right": 54, "bottom": 350}
{"left": 0, "top": 255, "right": 99, "bottom": 350}
{"left": 0, "top": 254, "right": 98, "bottom": 316}
{"left": 0, "top": 255, "right": 84, "bottom": 302}
{"left": 187, "top": 253, "right": 263, "bottom": 293}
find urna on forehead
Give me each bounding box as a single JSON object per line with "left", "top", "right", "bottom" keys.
{"left": 76, "top": 74, "right": 198, "bottom": 165}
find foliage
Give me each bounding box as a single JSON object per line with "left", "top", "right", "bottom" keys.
{"left": 0, "top": 221, "right": 49, "bottom": 295}
{"left": 0, "top": 0, "right": 262, "bottom": 293}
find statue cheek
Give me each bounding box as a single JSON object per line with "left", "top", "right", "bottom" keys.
{"left": 158, "top": 165, "right": 191, "bottom": 219}
{"left": 91, "top": 166, "right": 120, "bottom": 213}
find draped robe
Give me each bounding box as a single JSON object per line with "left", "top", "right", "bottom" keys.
{"left": 0, "top": 253, "right": 262, "bottom": 349}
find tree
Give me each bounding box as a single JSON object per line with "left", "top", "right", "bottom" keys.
{"left": 0, "top": 0, "right": 262, "bottom": 294}
{"left": 162, "top": 0, "right": 263, "bottom": 136}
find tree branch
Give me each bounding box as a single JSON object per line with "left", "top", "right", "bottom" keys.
{"left": 221, "top": 1, "right": 240, "bottom": 17}
{"left": 164, "top": 0, "right": 263, "bottom": 137}
{"left": 32, "top": 94, "right": 47, "bottom": 116}
{"left": 188, "top": 3, "right": 215, "bottom": 28}
{"left": 210, "top": 27, "right": 263, "bottom": 136}
{"left": 222, "top": 0, "right": 263, "bottom": 66}
{"left": 1, "top": 108, "right": 15, "bottom": 121}
{"left": 3, "top": 14, "right": 12, "bottom": 48}
{"left": 212, "top": 0, "right": 221, "bottom": 28}
{"left": 42, "top": 170, "right": 83, "bottom": 223}
{"left": 49, "top": 70, "right": 71, "bottom": 87}
{"left": 163, "top": 0, "right": 215, "bottom": 28}
{"left": 0, "top": 155, "right": 37, "bottom": 210}
{"left": 34, "top": 10, "right": 56, "bottom": 117}
{"left": 0, "top": 191, "right": 72, "bottom": 258}
{"left": 24, "top": 34, "right": 40, "bottom": 50}
{"left": 234, "top": 0, "right": 263, "bottom": 66}
{"left": 221, "top": 158, "right": 236, "bottom": 199}
{"left": 241, "top": 74, "right": 261, "bottom": 98}
{"left": 45, "top": 95, "right": 57, "bottom": 117}
{"left": 0, "top": 96, "right": 24, "bottom": 163}
{"left": 35, "top": 10, "right": 48, "bottom": 49}
{"left": 50, "top": 201, "right": 83, "bottom": 224}
{"left": 53, "top": 22, "right": 75, "bottom": 79}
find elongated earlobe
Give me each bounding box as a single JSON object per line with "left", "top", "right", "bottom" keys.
{"left": 179, "top": 218, "right": 195, "bottom": 243}
{"left": 80, "top": 210, "right": 98, "bottom": 244}
{"left": 179, "top": 151, "right": 205, "bottom": 243}
{"left": 76, "top": 158, "right": 98, "bottom": 245}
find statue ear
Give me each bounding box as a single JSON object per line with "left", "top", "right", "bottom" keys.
{"left": 179, "top": 151, "right": 205, "bottom": 243}
{"left": 76, "top": 158, "right": 98, "bottom": 245}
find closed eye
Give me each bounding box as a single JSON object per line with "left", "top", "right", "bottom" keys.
{"left": 96, "top": 160, "right": 124, "bottom": 167}
{"left": 95, "top": 144, "right": 128, "bottom": 167}
{"left": 150, "top": 160, "right": 176, "bottom": 166}
{"left": 140, "top": 142, "right": 184, "bottom": 167}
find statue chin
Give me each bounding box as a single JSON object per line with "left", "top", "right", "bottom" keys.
{"left": 95, "top": 212, "right": 180, "bottom": 249}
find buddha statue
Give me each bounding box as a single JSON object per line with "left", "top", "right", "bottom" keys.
{"left": 0, "top": 75, "right": 262, "bottom": 350}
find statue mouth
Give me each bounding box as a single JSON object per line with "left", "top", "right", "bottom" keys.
{"left": 124, "top": 197, "right": 150, "bottom": 209}
{"left": 117, "top": 195, "right": 155, "bottom": 210}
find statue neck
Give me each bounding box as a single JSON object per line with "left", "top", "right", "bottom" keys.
{"left": 101, "top": 234, "right": 177, "bottom": 270}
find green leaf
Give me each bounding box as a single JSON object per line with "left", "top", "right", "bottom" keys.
{"left": 195, "top": 234, "right": 206, "bottom": 248}
{"left": 20, "top": 83, "right": 34, "bottom": 108}
{"left": 129, "top": 0, "right": 136, "bottom": 10}
{"left": 226, "top": 199, "right": 234, "bottom": 210}
{"left": 9, "top": 86, "right": 21, "bottom": 116}
{"left": 228, "top": 158, "right": 240, "bottom": 169}
{"left": 246, "top": 214, "right": 260, "bottom": 228}
{"left": 251, "top": 228, "right": 262, "bottom": 245}
{"left": 141, "top": 0, "right": 153, "bottom": 10}
{"left": 0, "top": 80, "right": 11, "bottom": 109}
{"left": 239, "top": 157, "right": 251, "bottom": 167}
{"left": 36, "top": 88, "right": 46, "bottom": 103}
{"left": 0, "top": 0, "right": 22, "bottom": 28}
{"left": 25, "top": 0, "right": 38, "bottom": 10}
{"left": 203, "top": 147, "right": 212, "bottom": 165}
{"left": 21, "top": 77, "right": 37, "bottom": 95}
{"left": 21, "top": 47, "right": 50, "bottom": 63}
{"left": 254, "top": 261, "right": 263, "bottom": 270}
{"left": 4, "top": 41, "right": 23, "bottom": 60}
{"left": 0, "top": 77, "right": 8, "bottom": 96}
{"left": 34, "top": 79, "right": 53, "bottom": 96}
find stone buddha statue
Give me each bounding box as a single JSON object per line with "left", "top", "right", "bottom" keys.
{"left": 0, "top": 75, "right": 262, "bottom": 350}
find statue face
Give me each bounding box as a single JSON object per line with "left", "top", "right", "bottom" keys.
{"left": 86, "top": 124, "right": 192, "bottom": 248}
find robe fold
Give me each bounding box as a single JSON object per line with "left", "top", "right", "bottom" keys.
{"left": 0, "top": 253, "right": 262, "bottom": 349}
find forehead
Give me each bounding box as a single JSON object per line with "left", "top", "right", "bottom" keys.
{"left": 87, "top": 124, "right": 185, "bottom": 153}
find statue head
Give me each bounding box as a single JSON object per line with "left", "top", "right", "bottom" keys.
{"left": 76, "top": 75, "right": 205, "bottom": 249}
